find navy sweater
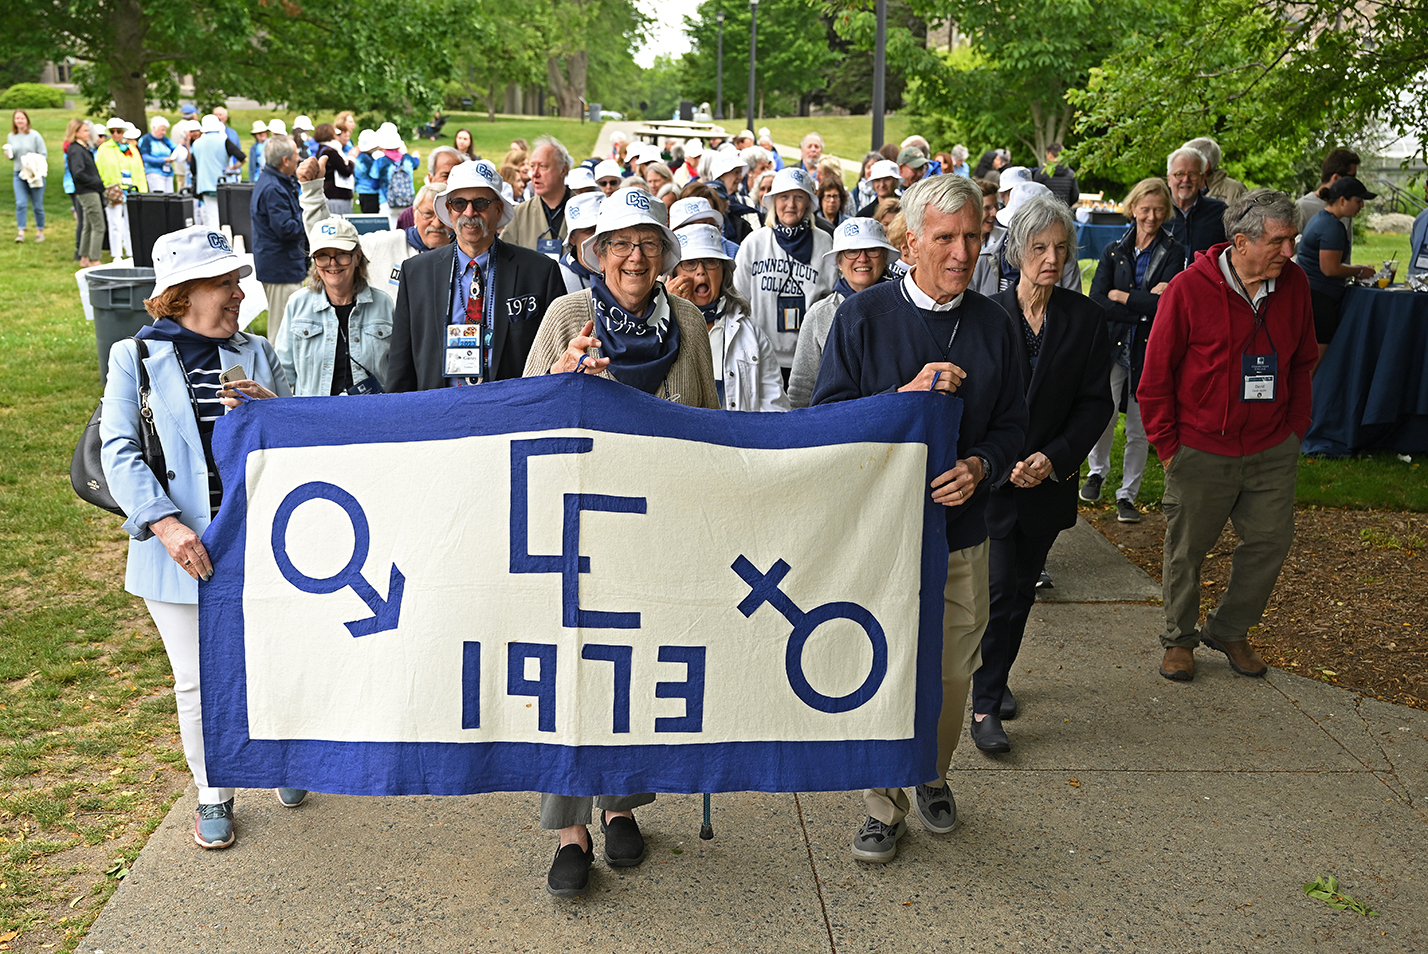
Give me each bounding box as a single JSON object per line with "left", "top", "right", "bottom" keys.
{"left": 810, "top": 282, "right": 1028, "bottom": 552}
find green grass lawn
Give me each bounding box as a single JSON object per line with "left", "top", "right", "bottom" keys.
{"left": 756, "top": 116, "right": 917, "bottom": 164}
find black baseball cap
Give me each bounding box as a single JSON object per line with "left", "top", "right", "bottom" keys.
{"left": 1327, "top": 176, "right": 1377, "bottom": 201}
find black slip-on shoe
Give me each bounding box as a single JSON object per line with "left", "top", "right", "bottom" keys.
{"left": 547, "top": 836, "right": 594, "bottom": 898}
{"left": 600, "top": 813, "right": 647, "bottom": 867}
{"left": 999, "top": 689, "right": 1019, "bottom": 720}
{"left": 970, "top": 714, "right": 1011, "bottom": 753}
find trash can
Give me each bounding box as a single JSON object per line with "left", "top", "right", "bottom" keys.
{"left": 126, "top": 193, "right": 197, "bottom": 267}
{"left": 86, "top": 267, "right": 156, "bottom": 387}
{"left": 217, "top": 181, "right": 255, "bottom": 249}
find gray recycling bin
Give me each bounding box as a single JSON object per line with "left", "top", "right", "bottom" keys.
{"left": 86, "top": 267, "right": 156, "bottom": 387}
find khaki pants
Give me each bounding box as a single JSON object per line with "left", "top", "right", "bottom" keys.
{"left": 262, "top": 282, "right": 302, "bottom": 343}
{"left": 864, "top": 539, "right": 989, "bottom": 825}
{"left": 1160, "top": 434, "right": 1299, "bottom": 649}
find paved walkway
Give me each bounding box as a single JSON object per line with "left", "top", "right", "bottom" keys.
{"left": 80, "top": 522, "right": 1428, "bottom": 953}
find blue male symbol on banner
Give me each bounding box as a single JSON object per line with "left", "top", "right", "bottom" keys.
{"left": 270, "top": 481, "right": 405, "bottom": 637}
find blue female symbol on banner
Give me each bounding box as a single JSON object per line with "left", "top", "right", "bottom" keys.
{"left": 731, "top": 555, "right": 887, "bottom": 713}
{"left": 271, "top": 481, "right": 405, "bottom": 637}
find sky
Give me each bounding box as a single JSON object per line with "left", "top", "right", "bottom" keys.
{"left": 635, "top": 1, "right": 693, "bottom": 68}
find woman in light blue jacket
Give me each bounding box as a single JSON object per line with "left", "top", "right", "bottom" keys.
{"left": 101, "top": 226, "right": 296, "bottom": 852}
{"left": 276, "top": 217, "right": 394, "bottom": 395}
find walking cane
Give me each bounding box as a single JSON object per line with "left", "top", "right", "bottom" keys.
{"left": 700, "top": 793, "right": 714, "bottom": 839}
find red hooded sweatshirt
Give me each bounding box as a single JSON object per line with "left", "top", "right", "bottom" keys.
{"left": 1137, "top": 243, "right": 1317, "bottom": 462}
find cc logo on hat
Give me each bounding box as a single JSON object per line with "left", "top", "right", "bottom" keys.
{"left": 677, "top": 232, "right": 689, "bottom": 246}
{"left": 208, "top": 233, "right": 232, "bottom": 252}
{"left": 790, "top": 170, "right": 805, "bottom": 184}
{"left": 842, "top": 222, "right": 860, "bottom": 236}
{"left": 320, "top": 223, "right": 338, "bottom": 235}
{"left": 625, "top": 191, "right": 651, "bottom": 211}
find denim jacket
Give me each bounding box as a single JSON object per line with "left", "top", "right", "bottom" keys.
{"left": 275, "top": 284, "right": 395, "bottom": 396}
{"left": 100, "top": 334, "right": 290, "bottom": 604}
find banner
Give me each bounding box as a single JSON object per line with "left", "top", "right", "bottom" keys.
{"left": 200, "top": 374, "right": 961, "bottom": 796}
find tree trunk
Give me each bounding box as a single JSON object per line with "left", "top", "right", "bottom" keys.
{"left": 488, "top": 83, "right": 496, "bottom": 122}
{"left": 546, "top": 51, "right": 588, "bottom": 118}
{"left": 107, "top": 0, "right": 150, "bottom": 126}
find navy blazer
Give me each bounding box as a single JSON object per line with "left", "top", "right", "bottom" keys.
{"left": 1167, "top": 193, "right": 1227, "bottom": 265}
{"left": 986, "top": 287, "right": 1114, "bottom": 538}
{"left": 386, "top": 239, "right": 564, "bottom": 392}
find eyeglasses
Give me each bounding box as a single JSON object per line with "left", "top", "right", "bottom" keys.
{"left": 597, "top": 178, "right": 622, "bottom": 187}
{"left": 604, "top": 239, "right": 664, "bottom": 258}
{"left": 675, "top": 258, "right": 722, "bottom": 274}
{"left": 313, "top": 251, "right": 354, "bottom": 266}
{"left": 838, "top": 248, "right": 881, "bottom": 261}
{"left": 446, "top": 196, "right": 496, "bottom": 215}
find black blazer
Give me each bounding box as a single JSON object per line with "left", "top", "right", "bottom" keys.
{"left": 986, "top": 286, "right": 1115, "bottom": 538}
{"left": 387, "top": 239, "right": 564, "bottom": 392}
{"left": 1088, "top": 227, "right": 1185, "bottom": 390}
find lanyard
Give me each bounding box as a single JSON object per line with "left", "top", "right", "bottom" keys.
{"left": 899, "top": 281, "right": 960, "bottom": 357}
{"left": 447, "top": 247, "right": 498, "bottom": 379}
{"left": 1226, "top": 252, "right": 1277, "bottom": 356}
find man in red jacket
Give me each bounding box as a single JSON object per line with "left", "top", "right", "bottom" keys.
{"left": 1137, "top": 189, "right": 1316, "bottom": 682}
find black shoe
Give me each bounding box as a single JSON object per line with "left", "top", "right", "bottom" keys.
{"left": 600, "top": 812, "right": 647, "bottom": 867}
{"left": 1116, "top": 499, "right": 1142, "bottom": 523}
{"left": 999, "top": 689, "right": 1019, "bottom": 720}
{"left": 1079, "top": 473, "right": 1104, "bottom": 502}
{"left": 1035, "top": 570, "right": 1053, "bottom": 589}
{"left": 970, "top": 714, "right": 1011, "bottom": 753}
{"left": 547, "top": 835, "right": 594, "bottom": 898}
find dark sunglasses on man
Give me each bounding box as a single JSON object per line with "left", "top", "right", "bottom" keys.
{"left": 446, "top": 196, "right": 497, "bottom": 215}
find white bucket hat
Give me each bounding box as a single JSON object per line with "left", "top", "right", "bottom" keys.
{"left": 564, "top": 192, "right": 604, "bottom": 240}
{"left": 150, "top": 226, "right": 253, "bottom": 296}
{"left": 123, "top": 124, "right": 142, "bottom": 140}
{"left": 307, "top": 216, "right": 361, "bottom": 253}
{"left": 200, "top": 115, "right": 223, "bottom": 134}
{"left": 594, "top": 159, "right": 624, "bottom": 182}
{"left": 672, "top": 223, "right": 734, "bottom": 268}
{"left": 376, "top": 122, "right": 403, "bottom": 151}
{"left": 436, "top": 159, "right": 512, "bottom": 230}
{"left": 267, "top": 118, "right": 288, "bottom": 136}
{"left": 631, "top": 143, "right": 659, "bottom": 166}
{"left": 869, "top": 159, "right": 901, "bottom": 182}
{"left": 668, "top": 196, "right": 723, "bottom": 231}
{"left": 579, "top": 187, "right": 681, "bottom": 274}
{"left": 683, "top": 138, "right": 704, "bottom": 160}
{"left": 293, "top": 115, "right": 315, "bottom": 131}
{"left": 356, "top": 128, "right": 375, "bottom": 152}
{"left": 760, "top": 167, "right": 817, "bottom": 212}
{"left": 708, "top": 150, "right": 746, "bottom": 183}
{"left": 251, "top": 120, "right": 269, "bottom": 134}
{"left": 996, "top": 181, "right": 1053, "bottom": 228}
{"left": 823, "top": 217, "right": 900, "bottom": 266}
{"left": 998, "top": 166, "right": 1034, "bottom": 192}
{"left": 105, "top": 117, "right": 126, "bottom": 131}
{"left": 565, "top": 166, "right": 598, "bottom": 191}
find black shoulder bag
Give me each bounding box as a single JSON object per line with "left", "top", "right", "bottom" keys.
{"left": 71, "top": 339, "right": 169, "bottom": 517}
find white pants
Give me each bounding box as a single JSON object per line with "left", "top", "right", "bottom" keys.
{"left": 144, "top": 599, "right": 235, "bottom": 805}
{"left": 104, "top": 203, "right": 132, "bottom": 259}
{"left": 196, "top": 194, "right": 219, "bottom": 228}
{"left": 145, "top": 173, "right": 173, "bottom": 194}
{"left": 1086, "top": 361, "right": 1148, "bottom": 502}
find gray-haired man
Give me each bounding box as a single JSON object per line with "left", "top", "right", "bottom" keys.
{"left": 812, "top": 174, "right": 1027, "bottom": 863}
{"left": 1138, "top": 190, "right": 1317, "bottom": 682}
{"left": 502, "top": 135, "right": 572, "bottom": 257}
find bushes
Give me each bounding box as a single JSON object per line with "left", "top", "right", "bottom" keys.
{"left": 0, "top": 83, "right": 65, "bottom": 110}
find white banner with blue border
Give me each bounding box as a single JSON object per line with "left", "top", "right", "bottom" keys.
{"left": 199, "top": 374, "right": 962, "bottom": 796}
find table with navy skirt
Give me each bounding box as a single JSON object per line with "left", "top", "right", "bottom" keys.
{"left": 1075, "top": 222, "right": 1127, "bottom": 262}
{"left": 1301, "top": 285, "right": 1428, "bottom": 456}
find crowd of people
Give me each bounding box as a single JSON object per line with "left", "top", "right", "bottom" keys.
{"left": 88, "top": 108, "right": 1361, "bottom": 898}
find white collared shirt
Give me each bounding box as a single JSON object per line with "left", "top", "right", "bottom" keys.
{"left": 1218, "top": 248, "right": 1275, "bottom": 308}
{"left": 903, "top": 268, "right": 963, "bottom": 311}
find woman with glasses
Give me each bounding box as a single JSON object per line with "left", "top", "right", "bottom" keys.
{"left": 275, "top": 218, "right": 394, "bottom": 395}
{"left": 665, "top": 223, "right": 788, "bottom": 411}
{"left": 787, "top": 217, "right": 900, "bottom": 408}
{"left": 523, "top": 188, "right": 717, "bottom": 899}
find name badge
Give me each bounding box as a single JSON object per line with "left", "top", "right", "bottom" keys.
{"left": 537, "top": 238, "right": 562, "bottom": 259}
{"left": 445, "top": 323, "right": 486, "bottom": 378}
{"left": 389, "top": 264, "right": 402, "bottom": 286}
{"left": 1241, "top": 353, "right": 1277, "bottom": 402}
{"left": 1415, "top": 242, "right": 1428, "bottom": 273}
{"left": 777, "top": 295, "right": 805, "bottom": 333}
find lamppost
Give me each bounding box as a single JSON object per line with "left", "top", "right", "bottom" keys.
{"left": 715, "top": 11, "right": 725, "bottom": 121}
{"left": 871, "top": 0, "right": 887, "bottom": 150}
{"left": 747, "top": 0, "right": 759, "bottom": 134}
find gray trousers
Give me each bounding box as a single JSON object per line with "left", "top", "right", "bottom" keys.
{"left": 1160, "top": 434, "right": 1299, "bottom": 649}
{"left": 539, "top": 792, "right": 655, "bottom": 830}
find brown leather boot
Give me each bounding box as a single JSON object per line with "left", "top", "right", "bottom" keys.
{"left": 1201, "top": 634, "right": 1269, "bottom": 677}
{"left": 1159, "top": 646, "right": 1195, "bottom": 681}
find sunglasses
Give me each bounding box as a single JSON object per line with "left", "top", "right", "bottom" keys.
{"left": 446, "top": 196, "right": 496, "bottom": 215}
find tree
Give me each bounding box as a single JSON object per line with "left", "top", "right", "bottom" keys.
{"left": 541, "top": 0, "right": 648, "bottom": 117}
{"left": 449, "top": 0, "right": 547, "bottom": 121}
{"left": 824, "top": 0, "right": 926, "bottom": 116}
{"left": 681, "top": 0, "right": 839, "bottom": 120}
{"left": 1068, "top": 0, "right": 1428, "bottom": 185}
{"left": 5, "top": 0, "right": 454, "bottom": 126}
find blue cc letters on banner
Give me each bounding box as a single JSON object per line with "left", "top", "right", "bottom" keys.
{"left": 199, "top": 374, "right": 961, "bottom": 797}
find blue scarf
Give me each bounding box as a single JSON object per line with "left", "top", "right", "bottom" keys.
{"left": 773, "top": 222, "right": 814, "bottom": 265}
{"left": 404, "top": 225, "right": 426, "bottom": 252}
{"left": 590, "top": 277, "right": 681, "bottom": 396}
{"left": 561, "top": 249, "right": 596, "bottom": 284}
{"left": 697, "top": 296, "right": 725, "bottom": 325}
{"left": 832, "top": 268, "right": 894, "bottom": 300}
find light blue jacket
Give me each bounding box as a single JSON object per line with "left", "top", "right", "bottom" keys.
{"left": 100, "top": 334, "right": 290, "bottom": 604}
{"left": 275, "top": 284, "right": 395, "bottom": 396}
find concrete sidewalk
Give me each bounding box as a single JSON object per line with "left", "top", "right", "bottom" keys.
{"left": 80, "top": 525, "right": 1428, "bottom": 953}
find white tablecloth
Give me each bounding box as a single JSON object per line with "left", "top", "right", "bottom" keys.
{"left": 76, "top": 254, "right": 270, "bottom": 332}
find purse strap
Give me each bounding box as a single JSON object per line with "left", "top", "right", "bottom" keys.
{"left": 131, "top": 337, "right": 170, "bottom": 493}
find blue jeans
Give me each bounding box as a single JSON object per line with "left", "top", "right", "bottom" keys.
{"left": 12, "top": 172, "right": 44, "bottom": 229}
